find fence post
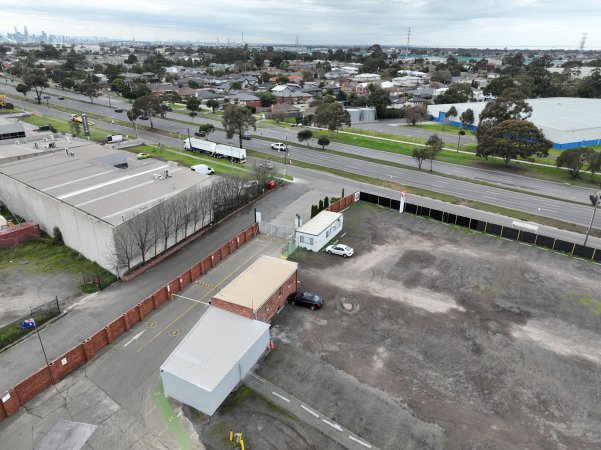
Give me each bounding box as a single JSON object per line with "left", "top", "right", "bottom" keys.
{"left": 55, "top": 296, "right": 60, "bottom": 315}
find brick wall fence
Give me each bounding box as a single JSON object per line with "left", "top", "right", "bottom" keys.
{"left": 0, "top": 222, "right": 259, "bottom": 423}
{"left": 0, "top": 221, "right": 41, "bottom": 249}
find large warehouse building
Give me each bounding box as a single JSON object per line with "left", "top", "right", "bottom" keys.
{"left": 0, "top": 138, "right": 213, "bottom": 274}
{"left": 427, "top": 97, "right": 601, "bottom": 149}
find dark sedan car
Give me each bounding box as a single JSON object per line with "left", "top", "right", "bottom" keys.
{"left": 287, "top": 291, "right": 323, "bottom": 310}
{"left": 114, "top": 108, "right": 124, "bottom": 113}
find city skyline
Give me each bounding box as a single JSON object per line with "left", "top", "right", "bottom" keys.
{"left": 1, "top": 0, "right": 600, "bottom": 49}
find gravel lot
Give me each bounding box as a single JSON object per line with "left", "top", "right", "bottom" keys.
{"left": 258, "top": 202, "right": 601, "bottom": 449}
{"left": 0, "top": 266, "right": 82, "bottom": 328}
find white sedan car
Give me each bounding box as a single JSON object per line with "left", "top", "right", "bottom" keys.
{"left": 271, "top": 142, "right": 287, "bottom": 152}
{"left": 325, "top": 244, "right": 354, "bottom": 257}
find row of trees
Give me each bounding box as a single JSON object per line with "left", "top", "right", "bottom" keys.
{"left": 110, "top": 174, "right": 260, "bottom": 274}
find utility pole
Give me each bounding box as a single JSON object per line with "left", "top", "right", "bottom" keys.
{"left": 584, "top": 189, "right": 600, "bottom": 247}
{"left": 31, "top": 308, "right": 55, "bottom": 384}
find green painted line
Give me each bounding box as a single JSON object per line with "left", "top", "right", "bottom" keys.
{"left": 153, "top": 382, "right": 193, "bottom": 450}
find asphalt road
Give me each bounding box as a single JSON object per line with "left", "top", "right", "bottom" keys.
{"left": 350, "top": 118, "right": 478, "bottom": 144}
{"left": 2, "top": 83, "right": 601, "bottom": 229}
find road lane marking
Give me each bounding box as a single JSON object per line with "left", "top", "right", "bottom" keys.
{"left": 137, "top": 240, "right": 273, "bottom": 352}
{"left": 349, "top": 435, "right": 373, "bottom": 448}
{"left": 301, "top": 404, "right": 319, "bottom": 418}
{"left": 171, "top": 293, "right": 210, "bottom": 305}
{"left": 322, "top": 418, "right": 343, "bottom": 431}
{"left": 272, "top": 392, "right": 290, "bottom": 403}
{"left": 123, "top": 330, "right": 146, "bottom": 347}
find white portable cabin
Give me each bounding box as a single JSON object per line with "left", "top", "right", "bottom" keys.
{"left": 160, "top": 307, "right": 270, "bottom": 416}
{"left": 295, "top": 210, "right": 343, "bottom": 252}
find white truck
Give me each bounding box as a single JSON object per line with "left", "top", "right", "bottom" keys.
{"left": 183, "top": 138, "right": 246, "bottom": 163}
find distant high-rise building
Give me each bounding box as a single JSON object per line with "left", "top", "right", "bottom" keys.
{"left": 24, "top": 26, "right": 28, "bottom": 42}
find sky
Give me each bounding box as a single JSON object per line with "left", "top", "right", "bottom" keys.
{"left": 1, "top": 0, "right": 600, "bottom": 49}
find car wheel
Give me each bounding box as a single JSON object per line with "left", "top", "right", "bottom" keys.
{"left": 343, "top": 254, "right": 348, "bottom": 258}
{"left": 291, "top": 300, "right": 296, "bottom": 305}
{"left": 310, "top": 305, "right": 316, "bottom": 310}
{"left": 326, "top": 250, "right": 331, "bottom": 254}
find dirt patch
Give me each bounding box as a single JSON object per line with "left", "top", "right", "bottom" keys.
{"left": 268, "top": 203, "right": 601, "bottom": 449}
{"left": 0, "top": 266, "right": 83, "bottom": 327}
{"left": 186, "top": 386, "right": 344, "bottom": 450}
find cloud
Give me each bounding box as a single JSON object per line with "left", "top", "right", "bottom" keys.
{"left": 0, "top": 0, "right": 599, "bottom": 48}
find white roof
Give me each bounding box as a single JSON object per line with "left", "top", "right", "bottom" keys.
{"left": 427, "top": 97, "right": 601, "bottom": 133}
{"left": 160, "top": 307, "right": 269, "bottom": 392}
{"left": 212, "top": 255, "right": 298, "bottom": 310}
{"left": 296, "top": 210, "right": 342, "bottom": 236}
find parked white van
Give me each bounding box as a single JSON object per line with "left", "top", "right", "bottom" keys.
{"left": 191, "top": 164, "right": 215, "bottom": 175}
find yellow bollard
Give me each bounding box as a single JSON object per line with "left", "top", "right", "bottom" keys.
{"left": 229, "top": 430, "right": 233, "bottom": 442}
{"left": 240, "top": 438, "right": 245, "bottom": 450}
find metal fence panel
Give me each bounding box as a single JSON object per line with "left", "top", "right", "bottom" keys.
{"left": 553, "top": 239, "right": 574, "bottom": 254}
{"left": 519, "top": 231, "right": 537, "bottom": 244}
{"left": 573, "top": 244, "right": 595, "bottom": 259}
{"left": 0, "top": 297, "right": 61, "bottom": 350}
{"left": 535, "top": 235, "right": 555, "bottom": 249}
{"left": 486, "top": 223, "right": 502, "bottom": 236}
{"left": 501, "top": 227, "right": 519, "bottom": 240}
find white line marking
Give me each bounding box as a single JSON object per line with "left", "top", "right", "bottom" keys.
{"left": 322, "top": 418, "right": 343, "bottom": 431}
{"left": 349, "top": 435, "right": 372, "bottom": 448}
{"left": 123, "top": 330, "right": 146, "bottom": 347}
{"left": 272, "top": 392, "right": 290, "bottom": 403}
{"left": 301, "top": 404, "right": 319, "bottom": 418}
{"left": 172, "top": 294, "right": 211, "bottom": 305}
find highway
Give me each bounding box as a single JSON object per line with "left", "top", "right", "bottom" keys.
{"left": 2, "top": 83, "right": 601, "bottom": 230}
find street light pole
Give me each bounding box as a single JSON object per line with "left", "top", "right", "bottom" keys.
{"left": 31, "top": 307, "right": 55, "bottom": 384}
{"left": 584, "top": 189, "right": 601, "bottom": 247}
{"left": 284, "top": 135, "right": 288, "bottom": 176}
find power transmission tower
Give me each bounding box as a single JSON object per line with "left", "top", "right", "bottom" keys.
{"left": 579, "top": 33, "right": 587, "bottom": 53}
{"left": 405, "top": 28, "right": 411, "bottom": 57}
{"left": 295, "top": 35, "right": 300, "bottom": 47}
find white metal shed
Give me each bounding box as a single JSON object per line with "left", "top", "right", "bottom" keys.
{"left": 160, "top": 307, "right": 270, "bottom": 416}
{"left": 295, "top": 210, "right": 343, "bottom": 252}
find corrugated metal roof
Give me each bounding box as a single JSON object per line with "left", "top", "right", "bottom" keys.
{"left": 296, "top": 210, "right": 342, "bottom": 236}
{"left": 0, "top": 123, "right": 25, "bottom": 135}
{"left": 212, "top": 255, "right": 297, "bottom": 310}
{"left": 160, "top": 307, "right": 269, "bottom": 391}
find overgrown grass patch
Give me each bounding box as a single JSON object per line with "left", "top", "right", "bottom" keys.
{"left": 0, "top": 240, "right": 117, "bottom": 289}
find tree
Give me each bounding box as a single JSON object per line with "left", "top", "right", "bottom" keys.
{"left": 412, "top": 147, "right": 429, "bottom": 170}
{"left": 435, "top": 83, "right": 473, "bottom": 104}
{"left": 221, "top": 104, "right": 257, "bottom": 148}
{"left": 314, "top": 102, "right": 351, "bottom": 132}
{"left": 132, "top": 95, "right": 162, "bottom": 129}
{"left": 188, "top": 80, "right": 199, "bottom": 89}
{"left": 476, "top": 119, "right": 552, "bottom": 165}
{"left": 443, "top": 106, "right": 457, "bottom": 130}
{"left": 577, "top": 69, "right": 601, "bottom": 98}
{"left": 198, "top": 123, "right": 215, "bottom": 136}
{"left": 126, "top": 54, "right": 138, "bottom": 64}
{"left": 23, "top": 70, "right": 49, "bottom": 103}
{"left": 367, "top": 84, "right": 390, "bottom": 119}
{"left": 126, "top": 109, "right": 139, "bottom": 137}
{"left": 16, "top": 83, "right": 30, "bottom": 98}
{"left": 317, "top": 136, "right": 330, "bottom": 149}
{"left": 297, "top": 129, "right": 313, "bottom": 147}
{"left": 110, "top": 77, "right": 129, "bottom": 95}
{"left": 588, "top": 152, "right": 601, "bottom": 178}
{"left": 68, "top": 120, "right": 82, "bottom": 137}
{"left": 404, "top": 104, "right": 427, "bottom": 126}
{"left": 555, "top": 147, "right": 595, "bottom": 178}
{"left": 483, "top": 76, "right": 517, "bottom": 97}
{"left": 425, "top": 134, "right": 444, "bottom": 172}
{"left": 476, "top": 98, "right": 532, "bottom": 141}
{"left": 257, "top": 92, "right": 276, "bottom": 107}
{"left": 206, "top": 99, "right": 220, "bottom": 112}
{"left": 186, "top": 97, "right": 201, "bottom": 119}
{"left": 460, "top": 108, "right": 475, "bottom": 128}
{"left": 62, "top": 78, "right": 75, "bottom": 90}
{"left": 76, "top": 81, "right": 100, "bottom": 103}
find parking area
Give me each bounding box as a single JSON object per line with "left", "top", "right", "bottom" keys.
{"left": 0, "top": 236, "right": 287, "bottom": 450}
{"left": 255, "top": 202, "right": 601, "bottom": 449}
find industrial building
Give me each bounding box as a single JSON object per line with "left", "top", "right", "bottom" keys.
{"left": 0, "top": 138, "right": 213, "bottom": 274}
{"left": 211, "top": 255, "right": 298, "bottom": 322}
{"left": 295, "top": 210, "right": 343, "bottom": 252}
{"left": 160, "top": 307, "right": 270, "bottom": 416}
{"left": 427, "top": 97, "right": 601, "bottom": 149}
{"left": 346, "top": 107, "right": 376, "bottom": 124}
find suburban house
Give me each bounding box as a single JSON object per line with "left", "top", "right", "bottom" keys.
{"left": 228, "top": 92, "right": 261, "bottom": 108}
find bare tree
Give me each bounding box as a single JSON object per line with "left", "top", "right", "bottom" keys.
{"left": 170, "top": 196, "right": 186, "bottom": 242}
{"left": 125, "top": 211, "right": 154, "bottom": 263}
{"left": 112, "top": 224, "right": 139, "bottom": 271}
{"left": 154, "top": 200, "right": 173, "bottom": 252}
